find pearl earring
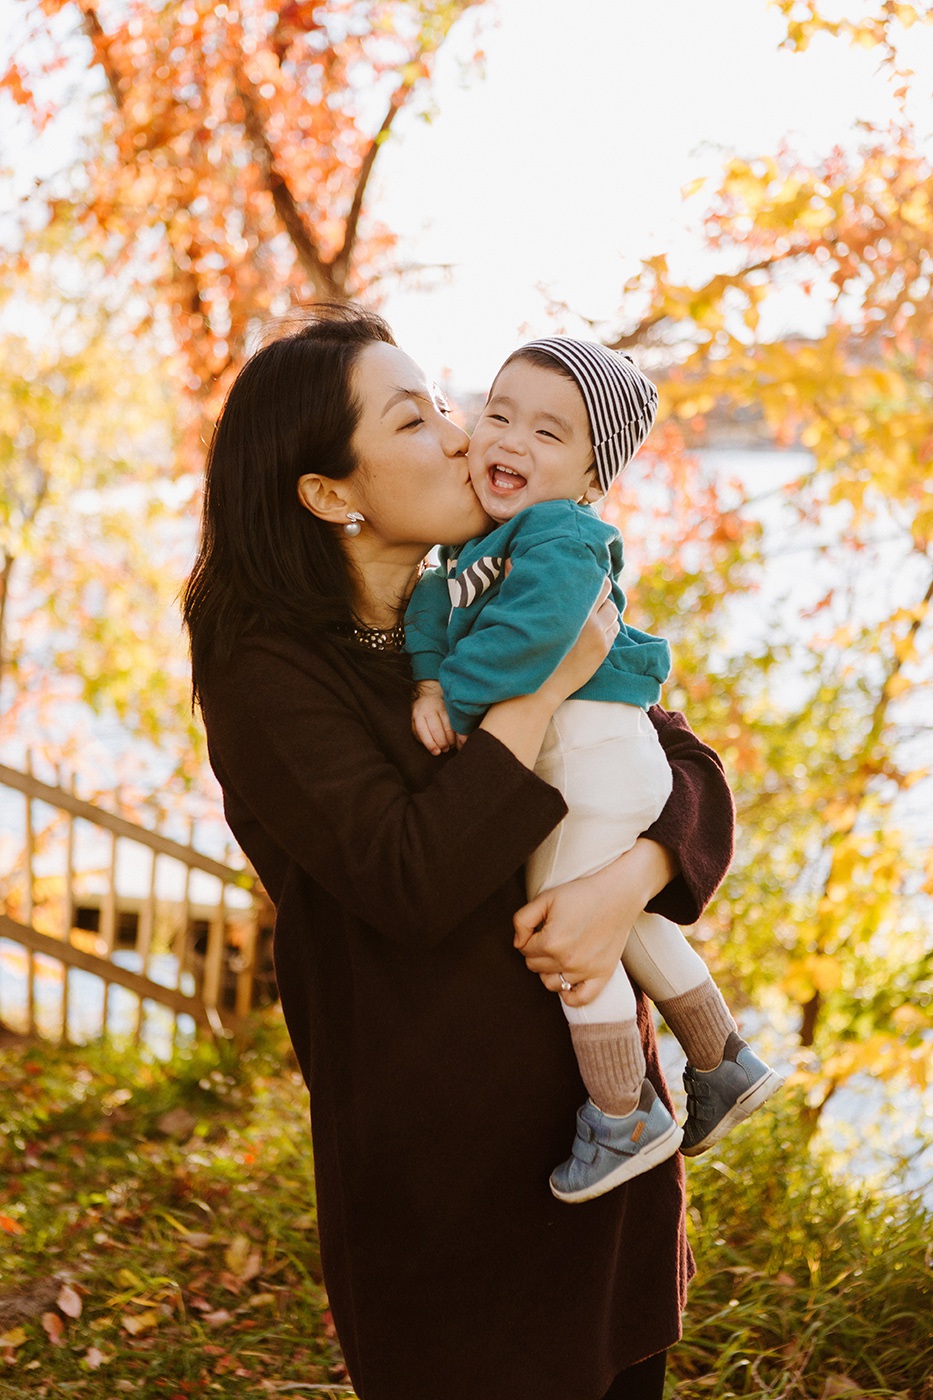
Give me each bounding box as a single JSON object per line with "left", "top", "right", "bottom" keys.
{"left": 343, "top": 512, "right": 364, "bottom": 537}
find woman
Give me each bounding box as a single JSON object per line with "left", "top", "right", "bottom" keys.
{"left": 184, "top": 305, "right": 734, "bottom": 1400}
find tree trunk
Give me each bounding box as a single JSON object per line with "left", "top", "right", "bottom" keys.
{"left": 799, "top": 988, "right": 821, "bottom": 1048}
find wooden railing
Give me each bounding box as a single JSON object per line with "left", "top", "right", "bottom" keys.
{"left": 0, "top": 761, "right": 263, "bottom": 1045}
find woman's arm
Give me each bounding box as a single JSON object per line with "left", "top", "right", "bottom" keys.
{"left": 513, "top": 706, "right": 734, "bottom": 1001}
{"left": 642, "top": 704, "right": 735, "bottom": 925}
{"left": 513, "top": 838, "right": 676, "bottom": 1006}
{"left": 202, "top": 587, "right": 617, "bottom": 949}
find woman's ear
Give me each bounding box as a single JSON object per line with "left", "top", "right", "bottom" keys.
{"left": 297, "top": 473, "right": 356, "bottom": 524}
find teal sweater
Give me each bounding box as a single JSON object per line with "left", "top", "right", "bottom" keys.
{"left": 405, "top": 500, "right": 671, "bottom": 735}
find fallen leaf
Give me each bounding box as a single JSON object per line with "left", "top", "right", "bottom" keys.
{"left": 224, "top": 1234, "right": 253, "bottom": 1275}
{"left": 0, "top": 1328, "right": 27, "bottom": 1349}
{"left": 182, "top": 1232, "right": 213, "bottom": 1248}
{"left": 203, "top": 1309, "right": 232, "bottom": 1327}
{"left": 247, "top": 1293, "right": 277, "bottom": 1308}
{"left": 0, "top": 1215, "right": 25, "bottom": 1236}
{"left": 41, "top": 1311, "right": 64, "bottom": 1345}
{"left": 822, "top": 1378, "right": 863, "bottom": 1399}
{"left": 121, "top": 1310, "right": 160, "bottom": 1335}
{"left": 84, "top": 1346, "right": 111, "bottom": 1369}
{"left": 57, "top": 1283, "right": 83, "bottom": 1319}
{"left": 774, "top": 1272, "right": 796, "bottom": 1287}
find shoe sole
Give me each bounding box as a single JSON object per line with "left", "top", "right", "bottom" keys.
{"left": 681, "top": 1069, "right": 785, "bottom": 1158}
{"left": 549, "top": 1121, "right": 684, "bottom": 1203}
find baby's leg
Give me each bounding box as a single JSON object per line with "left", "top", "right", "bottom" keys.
{"left": 622, "top": 912, "right": 736, "bottom": 1071}
{"left": 561, "top": 963, "right": 645, "bottom": 1117}
{"left": 529, "top": 701, "right": 674, "bottom": 1117}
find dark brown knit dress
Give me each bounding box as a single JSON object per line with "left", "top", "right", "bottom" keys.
{"left": 199, "top": 632, "right": 735, "bottom": 1400}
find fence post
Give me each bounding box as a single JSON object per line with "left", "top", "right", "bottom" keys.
{"left": 99, "top": 823, "right": 119, "bottom": 1036}
{"left": 202, "top": 878, "right": 227, "bottom": 1036}
{"left": 24, "top": 751, "right": 36, "bottom": 1037}
{"left": 134, "top": 847, "right": 158, "bottom": 1045}
{"left": 60, "top": 772, "right": 76, "bottom": 1045}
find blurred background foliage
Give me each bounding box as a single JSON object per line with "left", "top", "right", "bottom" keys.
{"left": 0, "top": 0, "right": 930, "bottom": 1208}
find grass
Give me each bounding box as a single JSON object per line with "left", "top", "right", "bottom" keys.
{"left": 678, "top": 1096, "right": 933, "bottom": 1398}
{"left": 0, "top": 1014, "right": 931, "bottom": 1399}
{"left": 0, "top": 1014, "right": 341, "bottom": 1398}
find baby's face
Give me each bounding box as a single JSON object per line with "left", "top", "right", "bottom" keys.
{"left": 468, "top": 359, "right": 596, "bottom": 523}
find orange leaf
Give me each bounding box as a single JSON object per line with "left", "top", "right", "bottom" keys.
{"left": 0, "top": 1214, "right": 25, "bottom": 1236}
{"left": 41, "top": 1311, "right": 64, "bottom": 1346}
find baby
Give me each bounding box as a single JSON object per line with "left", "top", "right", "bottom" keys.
{"left": 405, "top": 339, "right": 782, "bottom": 1203}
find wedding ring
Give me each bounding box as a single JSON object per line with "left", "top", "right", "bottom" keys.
{"left": 559, "top": 976, "right": 573, "bottom": 992}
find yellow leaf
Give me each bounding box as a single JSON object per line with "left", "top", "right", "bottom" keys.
{"left": 0, "top": 1327, "right": 28, "bottom": 1348}
{"left": 900, "top": 194, "right": 930, "bottom": 227}
{"left": 892, "top": 1004, "right": 931, "bottom": 1034}
{"left": 807, "top": 955, "right": 843, "bottom": 993}
{"left": 886, "top": 672, "right": 912, "bottom": 698}
{"left": 224, "top": 1233, "right": 253, "bottom": 1276}
{"left": 681, "top": 177, "right": 706, "bottom": 199}
{"left": 121, "top": 1310, "right": 160, "bottom": 1335}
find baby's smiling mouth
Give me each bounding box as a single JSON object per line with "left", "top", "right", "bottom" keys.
{"left": 488, "top": 463, "right": 527, "bottom": 492}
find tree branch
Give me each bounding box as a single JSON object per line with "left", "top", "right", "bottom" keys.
{"left": 76, "top": 1, "right": 124, "bottom": 108}
{"left": 606, "top": 254, "right": 806, "bottom": 350}
{"left": 330, "top": 79, "right": 410, "bottom": 285}
{"left": 236, "top": 73, "right": 342, "bottom": 300}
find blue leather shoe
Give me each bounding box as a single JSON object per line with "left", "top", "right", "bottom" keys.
{"left": 681, "top": 1031, "right": 784, "bottom": 1157}
{"left": 549, "top": 1081, "right": 683, "bottom": 1203}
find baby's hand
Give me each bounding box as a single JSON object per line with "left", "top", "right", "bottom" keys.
{"left": 412, "top": 681, "right": 457, "bottom": 756}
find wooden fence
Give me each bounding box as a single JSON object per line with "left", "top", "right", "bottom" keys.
{"left": 0, "top": 760, "right": 263, "bottom": 1045}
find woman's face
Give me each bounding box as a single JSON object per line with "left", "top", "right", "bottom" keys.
{"left": 349, "top": 342, "right": 488, "bottom": 551}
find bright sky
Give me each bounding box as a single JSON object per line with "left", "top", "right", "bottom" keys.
{"left": 373, "top": 0, "right": 933, "bottom": 392}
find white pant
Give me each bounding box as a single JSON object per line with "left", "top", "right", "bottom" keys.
{"left": 528, "top": 700, "right": 709, "bottom": 1025}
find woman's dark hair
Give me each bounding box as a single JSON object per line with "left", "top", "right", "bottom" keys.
{"left": 183, "top": 303, "right": 400, "bottom": 702}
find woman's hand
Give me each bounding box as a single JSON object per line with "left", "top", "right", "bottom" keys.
{"left": 479, "top": 578, "right": 618, "bottom": 770}
{"left": 513, "top": 837, "right": 678, "bottom": 1007}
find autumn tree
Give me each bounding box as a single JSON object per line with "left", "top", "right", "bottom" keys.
{"left": 0, "top": 0, "right": 483, "bottom": 793}
{"left": 2, "top": 0, "right": 484, "bottom": 438}
{"left": 604, "top": 4, "right": 933, "bottom": 1127}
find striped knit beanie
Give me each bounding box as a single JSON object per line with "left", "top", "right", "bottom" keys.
{"left": 520, "top": 338, "right": 658, "bottom": 494}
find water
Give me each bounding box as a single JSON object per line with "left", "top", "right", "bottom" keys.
{"left": 657, "top": 1017, "right": 933, "bottom": 1208}
{"left": 0, "top": 942, "right": 197, "bottom": 1059}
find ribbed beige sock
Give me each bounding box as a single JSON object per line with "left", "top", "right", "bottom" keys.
{"left": 569, "top": 1018, "right": 646, "bottom": 1118}
{"left": 657, "top": 978, "right": 738, "bottom": 1071}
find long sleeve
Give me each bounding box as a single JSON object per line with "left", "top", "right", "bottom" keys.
{"left": 200, "top": 635, "right": 567, "bottom": 947}
{"left": 440, "top": 536, "right": 606, "bottom": 734}
{"left": 642, "top": 705, "right": 735, "bottom": 925}
{"left": 404, "top": 562, "right": 453, "bottom": 683}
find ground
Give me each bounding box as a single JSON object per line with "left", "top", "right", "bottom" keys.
{"left": 1, "top": 1012, "right": 931, "bottom": 1399}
